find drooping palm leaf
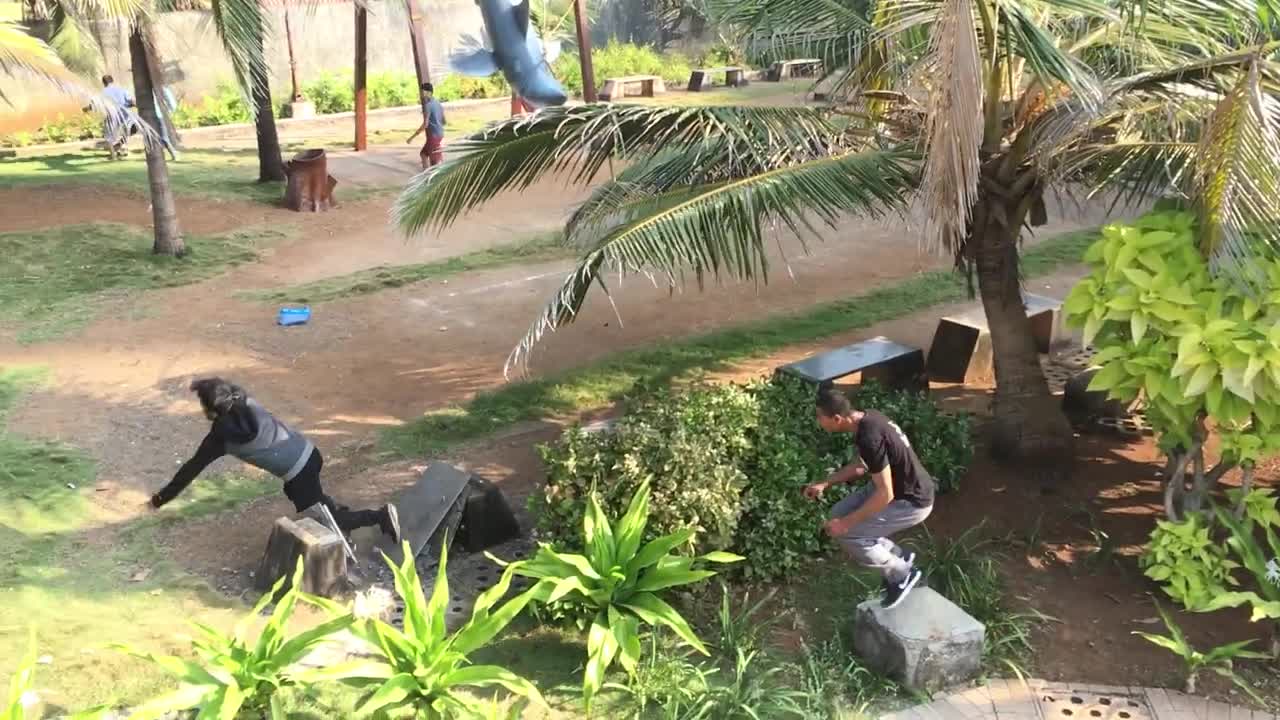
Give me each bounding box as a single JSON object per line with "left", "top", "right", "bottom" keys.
{"left": 916, "top": 0, "right": 983, "bottom": 255}
{"left": 208, "top": 0, "right": 272, "bottom": 120}
{"left": 505, "top": 146, "right": 918, "bottom": 373}
{"left": 394, "top": 104, "right": 845, "bottom": 237}
{"left": 1065, "top": 140, "right": 1198, "bottom": 210}
{"left": 0, "top": 20, "right": 86, "bottom": 102}
{"left": 998, "top": 0, "right": 1102, "bottom": 107}
{"left": 1195, "top": 56, "right": 1280, "bottom": 284}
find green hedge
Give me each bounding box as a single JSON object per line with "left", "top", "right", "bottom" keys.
{"left": 534, "top": 376, "right": 974, "bottom": 580}
{"left": 554, "top": 41, "right": 694, "bottom": 96}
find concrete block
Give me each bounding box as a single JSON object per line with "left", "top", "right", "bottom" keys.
{"left": 851, "top": 587, "right": 985, "bottom": 693}
{"left": 379, "top": 461, "right": 472, "bottom": 565}
{"left": 255, "top": 516, "right": 347, "bottom": 597}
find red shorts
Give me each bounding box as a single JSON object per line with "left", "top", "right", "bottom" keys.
{"left": 420, "top": 134, "right": 443, "bottom": 166}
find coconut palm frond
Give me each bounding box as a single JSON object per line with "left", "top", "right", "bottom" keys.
{"left": 917, "top": 0, "right": 982, "bottom": 256}
{"left": 48, "top": 4, "right": 102, "bottom": 75}
{"left": 1120, "top": 40, "right": 1280, "bottom": 93}
{"left": 207, "top": 0, "right": 272, "bottom": 119}
{"left": 505, "top": 146, "right": 920, "bottom": 374}
{"left": 1195, "top": 57, "right": 1280, "bottom": 284}
{"left": 1066, "top": 140, "right": 1197, "bottom": 208}
{"left": 0, "top": 20, "right": 88, "bottom": 103}
{"left": 998, "top": 0, "right": 1101, "bottom": 107}
{"left": 394, "top": 104, "right": 844, "bottom": 237}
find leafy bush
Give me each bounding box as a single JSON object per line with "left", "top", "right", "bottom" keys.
{"left": 170, "top": 83, "right": 253, "bottom": 128}
{"left": 317, "top": 541, "right": 545, "bottom": 718}
{"left": 1141, "top": 512, "right": 1239, "bottom": 610}
{"left": 553, "top": 41, "right": 694, "bottom": 96}
{"left": 1, "top": 114, "right": 97, "bottom": 147}
{"left": 502, "top": 480, "right": 742, "bottom": 709}
{"left": 301, "top": 71, "right": 356, "bottom": 115}
{"left": 1065, "top": 211, "right": 1280, "bottom": 519}
{"left": 536, "top": 375, "right": 973, "bottom": 580}
{"left": 536, "top": 382, "right": 759, "bottom": 554}
{"left": 433, "top": 72, "right": 510, "bottom": 101}
{"left": 367, "top": 70, "right": 418, "bottom": 109}
{"left": 115, "top": 558, "right": 354, "bottom": 719}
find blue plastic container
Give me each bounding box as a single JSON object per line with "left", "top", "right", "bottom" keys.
{"left": 277, "top": 306, "right": 311, "bottom": 326}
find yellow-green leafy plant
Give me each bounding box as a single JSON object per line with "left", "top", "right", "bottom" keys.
{"left": 1133, "top": 603, "right": 1268, "bottom": 698}
{"left": 3, "top": 629, "right": 40, "bottom": 720}
{"left": 1140, "top": 512, "right": 1239, "bottom": 610}
{"left": 115, "top": 558, "right": 354, "bottom": 720}
{"left": 306, "top": 542, "right": 546, "bottom": 719}
{"left": 1065, "top": 211, "right": 1280, "bottom": 520}
{"left": 497, "top": 480, "right": 743, "bottom": 709}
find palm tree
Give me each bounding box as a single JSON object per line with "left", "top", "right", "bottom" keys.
{"left": 208, "top": 0, "right": 285, "bottom": 181}
{"left": 393, "top": 0, "right": 1280, "bottom": 477}
{"left": 0, "top": 18, "right": 89, "bottom": 97}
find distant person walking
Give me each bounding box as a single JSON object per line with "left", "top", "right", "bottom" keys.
{"left": 153, "top": 86, "right": 180, "bottom": 162}
{"left": 95, "top": 74, "right": 136, "bottom": 160}
{"left": 407, "top": 82, "right": 446, "bottom": 169}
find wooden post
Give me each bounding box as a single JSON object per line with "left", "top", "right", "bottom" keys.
{"left": 404, "top": 0, "right": 432, "bottom": 128}
{"left": 572, "top": 0, "right": 597, "bottom": 102}
{"left": 354, "top": 5, "right": 368, "bottom": 151}
{"left": 285, "top": 3, "right": 301, "bottom": 101}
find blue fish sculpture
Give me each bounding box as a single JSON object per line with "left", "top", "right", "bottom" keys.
{"left": 450, "top": 0, "right": 568, "bottom": 108}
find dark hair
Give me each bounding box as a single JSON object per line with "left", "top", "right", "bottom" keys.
{"left": 102, "top": 74, "right": 114, "bottom": 86}
{"left": 421, "top": 82, "right": 434, "bottom": 93}
{"left": 190, "top": 377, "right": 247, "bottom": 417}
{"left": 816, "top": 385, "right": 853, "bottom": 417}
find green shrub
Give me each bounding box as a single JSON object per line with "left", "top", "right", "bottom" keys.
{"left": 1, "top": 131, "right": 35, "bottom": 148}
{"left": 535, "top": 375, "right": 973, "bottom": 580}
{"left": 1141, "top": 512, "right": 1239, "bottom": 610}
{"left": 367, "top": 70, "right": 418, "bottom": 109}
{"left": 170, "top": 83, "right": 253, "bottom": 128}
{"left": 536, "top": 382, "right": 758, "bottom": 554}
{"left": 434, "top": 72, "right": 510, "bottom": 101}
{"left": 553, "top": 41, "right": 694, "bottom": 97}
{"left": 302, "top": 71, "right": 355, "bottom": 115}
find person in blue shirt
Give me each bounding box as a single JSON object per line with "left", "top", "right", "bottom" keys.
{"left": 97, "top": 74, "right": 135, "bottom": 160}
{"left": 407, "top": 82, "right": 446, "bottom": 169}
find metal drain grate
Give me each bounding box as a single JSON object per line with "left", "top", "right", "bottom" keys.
{"left": 1042, "top": 345, "right": 1098, "bottom": 395}
{"left": 1040, "top": 691, "right": 1153, "bottom": 720}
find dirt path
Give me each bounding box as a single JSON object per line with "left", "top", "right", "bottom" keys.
{"left": 0, "top": 178, "right": 1119, "bottom": 516}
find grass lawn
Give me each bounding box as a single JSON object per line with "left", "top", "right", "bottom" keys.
{"left": 0, "top": 148, "right": 396, "bottom": 205}
{"left": 0, "top": 222, "right": 284, "bottom": 343}
{"left": 381, "top": 227, "right": 1098, "bottom": 458}
{"left": 0, "top": 367, "right": 272, "bottom": 712}
{"left": 242, "top": 231, "right": 573, "bottom": 304}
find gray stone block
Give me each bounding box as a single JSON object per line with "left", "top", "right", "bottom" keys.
{"left": 851, "top": 587, "right": 984, "bottom": 692}
{"left": 255, "top": 516, "right": 347, "bottom": 598}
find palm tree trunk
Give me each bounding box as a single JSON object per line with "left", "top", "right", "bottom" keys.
{"left": 253, "top": 77, "right": 286, "bottom": 182}
{"left": 253, "top": 23, "right": 286, "bottom": 183}
{"left": 129, "top": 26, "right": 184, "bottom": 257}
{"left": 971, "top": 195, "right": 1074, "bottom": 483}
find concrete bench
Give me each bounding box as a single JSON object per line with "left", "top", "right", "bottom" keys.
{"left": 768, "top": 58, "right": 823, "bottom": 81}
{"left": 926, "top": 293, "right": 1067, "bottom": 385}
{"left": 777, "top": 336, "right": 927, "bottom": 392}
{"left": 687, "top": 66, "right": 747, "bottom": 92}
{"left": 599, "top": 74, "right": 665, "bottom": 101}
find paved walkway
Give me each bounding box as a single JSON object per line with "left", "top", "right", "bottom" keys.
{"left": 884, "top": 679, "right": 1275, "bottom": 720}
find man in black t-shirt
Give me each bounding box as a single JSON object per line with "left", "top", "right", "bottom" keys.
{"left": 804, "top": 386, "right": 935, "bottom": 609}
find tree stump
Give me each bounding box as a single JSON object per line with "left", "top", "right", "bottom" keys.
{"left": 255, "top": 516, "right": 347, "bottom": 598}
{"left": 284, "top": 149, "right": 338, "bottom": 212}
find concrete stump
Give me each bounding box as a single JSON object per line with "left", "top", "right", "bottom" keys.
{"left": 851, "top": 587, "right": 984, "bottom": 692}
{"left": 256, "top": 516, "right": 347, "bottom": 598}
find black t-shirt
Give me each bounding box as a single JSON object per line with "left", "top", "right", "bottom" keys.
{"left": 855, "top": 410, "right": 935, "bottom": 508}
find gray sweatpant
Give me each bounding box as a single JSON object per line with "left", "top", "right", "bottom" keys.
{"left": 830, "top": 484, "right": 933, "bottom": 583}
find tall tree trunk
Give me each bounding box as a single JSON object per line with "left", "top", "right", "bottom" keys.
{"left": 254, "top": 77, "right": 286, "bottom": 182}
{"left": 971, "top": 195, "right": 1074, "bottom": 484}
{"left": 253, "top": 23, "right": 286, "bottom": 182}
{"left": 129, "top": 26, "right": 184, "bottom": 257}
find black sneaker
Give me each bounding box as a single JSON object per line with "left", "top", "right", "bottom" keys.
{"left": 882, "top": 567, "right": 923, "bottom": 610}
{"left": 881, "top": 550, "right": 916, "bottom": 595}
{"left": 381, "top": 504, "right": 402, "bottom": 544}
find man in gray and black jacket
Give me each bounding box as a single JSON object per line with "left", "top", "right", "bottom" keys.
{"left": 151, "top": 377, "right": 401, "bottom": 541}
